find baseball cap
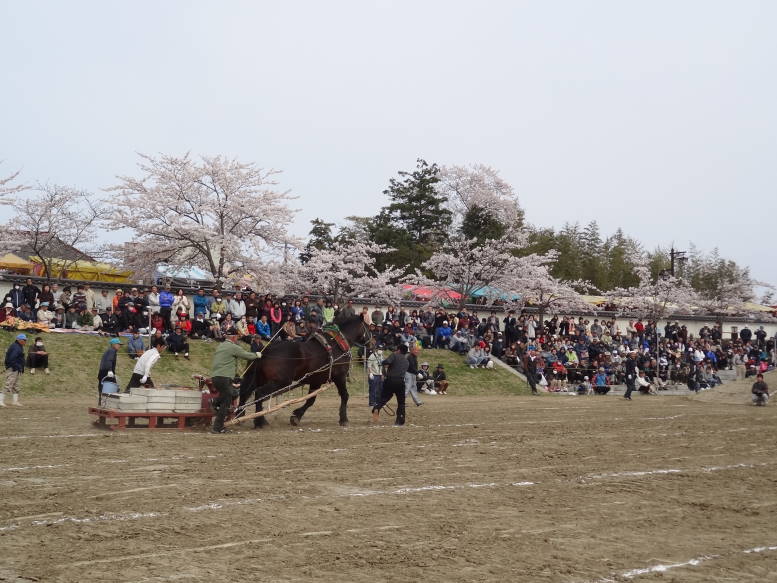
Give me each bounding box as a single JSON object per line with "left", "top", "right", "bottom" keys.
{"left": 15, "top": 333, "right": 27, "bottom": 341}
{"left": 109, "top": 338, "right": 122, "bottom": 345}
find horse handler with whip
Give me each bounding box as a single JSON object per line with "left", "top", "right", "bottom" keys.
{"left": 210, "top": 332, "right": 262, "bottom": 434}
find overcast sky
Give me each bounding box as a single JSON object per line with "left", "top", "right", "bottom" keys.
{"left": 2, "top": 1, "right": 775, "bottom": 286}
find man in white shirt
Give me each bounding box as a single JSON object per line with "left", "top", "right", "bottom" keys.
{"left": 125, "top": 338, "right": 166, "bottom": 392}
{"left": 95, "top": 289, "right": 112, "bottom": 315}
{"left": 227, "top": 292, "right": 246, "bottom": 319}
{"left": 147, "top": 285, "right": 161, "bottom": 314}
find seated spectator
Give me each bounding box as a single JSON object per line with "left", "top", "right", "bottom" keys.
{"left": 26, "top": 336, "right": 50, "bottom": 375}
{"left": 17, "top": 304, "right": 34, "bottom": 322}
{"left": 176, "top": 312, "right": 192, "bottom": 335}
{"left": 50, "top": 306, "right": 65, "bottom": 328}
{"left": 433, "top": 364, "right": 448, "bottom": 394}
{"left": 449, "top": 329, "right": 470, "bottom": 354}
{"left": 191, "top": 313, "right": 211, "bottom": 339}
{"left": 63, "top": 306, "right": 79, "bottom": 328}
{"left": 255, "top": 315, "right": 272, "bottom": 340}
{"left": 167, "top": 327, "right": 190, "bottom": 359}
{"left": 0, "top": 302, "right": 16, "bottom": 324}
{"left": 467, "top": 342, "right": 488, "bottom": 368}
{"left": 434, "top": 321, "right": 453, "bottom": 349}
{"left": 636, "top": 371, "right": 656, "bottom": 395}
{"left": 90, "top": 307, "right": 103, "bottom": 332}
{"left": 280, "top": 315, "right": 297, "bottom": 341}
{"left": 127, "top": 331, "right": 145, "bottom": 359}
{"left": 78, "top": 308, "right": 96, "bottom": 331}
{"left": 102, "top": 307, "right": 120, "bottom": 334}
{"left": 36, "top": 302, "right": 54, "bottom": 327}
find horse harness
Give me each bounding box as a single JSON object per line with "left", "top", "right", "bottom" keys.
{"left": 310, "top": 324, "right": 352, "bottom": 383}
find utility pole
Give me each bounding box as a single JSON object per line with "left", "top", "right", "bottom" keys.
{"left": 670, "top": 247, "right": 686, "bottom": 277}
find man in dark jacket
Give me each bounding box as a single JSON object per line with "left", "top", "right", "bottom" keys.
{"left": 3, "top": 333, "right": 27, "bottom": 407}
{"left": 624, "top": 351, "right": 638, "bottom": 400}
{"left": 21, "top": 279, "right": 40, "bottom": 313}
{"left": 97, "top": 338, "right": 122, "bottom": 403}
{"left": 524, "top": 349, "right": 540, "bottom": 395}
{"left": 372, "top": 344, "right": 410, "bottom": 426}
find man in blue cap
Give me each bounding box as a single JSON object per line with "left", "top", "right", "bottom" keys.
{"left": 97, "top": 337, "right": 122, "bottom": 404}
{"left": 3, "top": 333, "right": 27, "bottom": 407}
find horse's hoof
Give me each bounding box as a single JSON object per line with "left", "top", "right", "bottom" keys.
{"left": 289, "top": 415, "right": 300, "bottom": 426}
{"left": 253, "top": 419, "right": 269, "bottom": 429}
{"left": 339, "top": 420, "right": 349, "bottom": 427}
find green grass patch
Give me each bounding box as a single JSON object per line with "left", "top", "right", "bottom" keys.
{"left": 0, "top": 330, "right": 528, "bottom": 398}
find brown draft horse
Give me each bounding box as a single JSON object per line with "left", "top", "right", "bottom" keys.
{"left": 237, "top": 316, "right": 370, "bottom": 428}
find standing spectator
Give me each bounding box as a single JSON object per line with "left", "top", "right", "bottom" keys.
{"left": 9, "top": 283, "right": 24, "bottom": 310}
{"left": 158, "top": 285, "right": 174, "bottom": 330}
{"left": 38, "top": 284, "right": 55, "bottom": 307}
{"left": 3, "top": 333, "right": 27, "bottom": 407}
{"left": 111, "top": 289, "right": 124, "bottom": 312}
{"left": 83, "top": 284, "right": 96, "bottom": 310}
{"left": 71, "top": 285, "right": 88, "bottom": 312}
{"left": 367, "top": 344, "right": 385, "bottom": 407}
{"left": 337, "top": 299, "right": 356, "bottom": 322}
{"left": 21, "top": 278, "right": 40, "bottom": 312}
{"left": 171, "top": 289, "right": 191, "bottom": 323}
{"left": 322, "top": 300, "right": 335, "bottom": 325}
{"left": 147, "top": 285, "right": 161, "bottom": 314}
{"left": 255, "top": 314, "right": 272, "bottom": 340}
{"left": 624, "top": 351, "right": 638, "bottom": 400}
{"left": 95, "top": 289, "right": 112, "bottom": 316}
{"left": 228, "top": 292, "right": 247, "bottom": 319}
{"left": 371, "top": 306, "right": 384, "bottom": 327}
{"left": 270, "top": 301, "right": 283, "bottom": 333}
{"left": 51, "top": 283, "right": 62, "bottom": 306}
{"left": 26, "top": 336, "right": 49, "bottom": 375}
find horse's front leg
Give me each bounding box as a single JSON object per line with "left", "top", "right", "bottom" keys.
{"left": 334, "top": 374, "right": 349, "bottom": 427}
{"left": 290, "top": 383, "right": 321, "bottom": 426}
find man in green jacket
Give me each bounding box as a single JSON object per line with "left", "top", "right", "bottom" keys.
{"left": 211, "top": 332, "right": 261, "bottom": 434}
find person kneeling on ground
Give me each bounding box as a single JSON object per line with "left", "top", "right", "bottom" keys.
{"left": 433, "top": 364, "right": 449, "bottom": 395}
{"left": 417, "top": 362, "right": 435, "bottom": 394}
{"left": 210, "top": 331, "right": 261, "bottom": 434}
{"left": 577, "top": 376, "right": 592, "bottom": 395}
{"left": 593, "top": 367, "right": 610, "bottom": 395}
{"left": 26, "top": 336, "right": 50, "bottom": 375}
{"left": 126, "top": 338, "right": 166, "bottom": 392}
{"left": 752, "top": 373, "right": 769, "bottom": 406}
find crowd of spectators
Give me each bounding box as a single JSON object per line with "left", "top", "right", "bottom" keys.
{"left": 3, "top": 279, "right": 776, "bottom": 396}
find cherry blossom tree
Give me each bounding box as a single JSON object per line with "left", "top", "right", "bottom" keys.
{"left": 8, "top": 184, "right": 109, "bottom": 280}
{"left": 298, "top": 240, "right": 404, "bottom": 305}
{"left": 0, "top": 162, "right": 26, "bottom": 200}
{"left": 437, "top": 164, "right": 524, "bottom": 236}
{"left": 419, "top": 232, "right": 533, "bottom": 308}
{"left": 107, "top": 153, "right": 297, "bottom": 287}
{"left": 606, "top": 264, "right": 698, "bottom": 322}
{"left": 501, "top": 256, "right": 594, "bottom": 327}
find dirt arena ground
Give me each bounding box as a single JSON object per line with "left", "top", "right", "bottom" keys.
{"left": 1, "top": 390, "right": 776, "bottom": 583}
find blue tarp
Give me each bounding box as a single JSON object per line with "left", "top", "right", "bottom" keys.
{"left": 471, "top": 286, "right": 521, "bottom": 301}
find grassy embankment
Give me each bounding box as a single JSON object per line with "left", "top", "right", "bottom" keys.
{"left": 0, "top": 330, "right": 529, "bottom": 398}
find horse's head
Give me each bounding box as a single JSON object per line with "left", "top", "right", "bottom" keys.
{"left": 340, "top": 316, "right": 372, "bottom": 348}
